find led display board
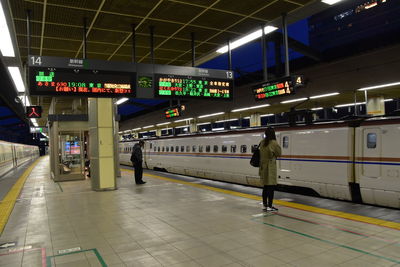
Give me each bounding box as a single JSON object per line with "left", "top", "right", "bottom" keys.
{"left": 30, "top": 68, "right": 135, "bottom": 97}
{"left": 253, "top": 75, "right": 304, "bottom": 101}
{"left": 28, "top": 55, "right": 136, "bottom": 97}
{"left": 156, "top": 74, "right": 233, "bottom": 100}
{"left": 30, "top": 127, "right": 47, "bottom": 133}
{"left": 165, "top": 105, "right": 185, "bottom": 119}
{"left": 26, "top": 106, "right": 42, "bottom": 118}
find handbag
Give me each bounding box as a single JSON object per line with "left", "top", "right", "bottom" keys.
{"left": 250, "top": 144, "right": 260, "bottom": 167}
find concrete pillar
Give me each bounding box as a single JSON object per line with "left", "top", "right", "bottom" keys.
{"left": 190, "top": 123, "right": 197, "bottom": 133}
{"left": 156, "top": 129, "right": 162, "bottom": 137}
{"left": 88, "top": 98, "right": 117, "bottom": 191}
{"left": 250, "top": 113, "right": 261, "bottom": 127}
{"left": 366, "top": 96, "right": 385, "bottom": 116}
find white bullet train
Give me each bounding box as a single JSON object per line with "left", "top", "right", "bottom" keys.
{"left": 119, "top": 117, "right": 400, "bottom": 208}
{"left": 0, "top": 140, "right": 40, "bottom": 177}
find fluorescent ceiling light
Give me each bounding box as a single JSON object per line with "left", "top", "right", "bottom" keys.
{"left": 309, "top": 92, "right": 339, "bottom": 99}
{"left": 132, "top": 127, "right": 141, "bottom": 131}
{"left": 143, "top": 125, "right": 154, "bottom": 129}
{"left": 243, "top": 117, "right": 250, "bottom": 119}
{"left": 311, "top": 107, "right": 324, "bottom": 111}
{"left": 7, "top": 67, "right": 25, "bottom": 92}
{"left": 281, "top": 97, "right": 308, "bottom": 104}
{"left": 139, "top": 131, "right": 147, "bottom": 134}
{"left": 197, "top": 122, "right": 211, "bottom": 126}
{"left": 335, "top": 102, "right": 365, "bottom": 108}
{"left": 175, "top": 117, "right": 193, "bottom": 123}
{"left": 231, "top": 104, "right": 270, "bottom": 112}
{"left": 212, "top": 127, "right": 224, "bottom": 131}
{"left": 384, "top": 99, "right": 393, "bottom": 102}
{"left": 322, "top": 0, "right": 344, "bottom": 5}
{"left": 116, "top": 97, "right": 129, "bottom": 105}
{"left": 0, "top": 2, "right": 15, "bottom": 57}
{"left": 358, "top": 81, "right": 400, "bottom": 91}
{"left": 30, "top": 118, "right": 38, "bottom": 127}
{"left": 156, "top": 122, "right": 170, "bottom": 126}
{"left": 215, "top": 118, "right": 238, "bottom": 123}
{"left": 216, "top": 26, "right": 277, "bottom": 54}
{"left": 260, "top": 113, "right": 274, "bottom": 117}
{"left": 175, "top": 125, "right": 189, "bottom": 129}
{"left": 198, "top": 112, "right": 224, "bottom": 119}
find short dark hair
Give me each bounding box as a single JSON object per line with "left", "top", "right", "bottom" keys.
{"left": 139, "top": 140, "right": 144, "bottom": 146}
{"left": 264, "top": 127, "right": 276, "bottom": 146}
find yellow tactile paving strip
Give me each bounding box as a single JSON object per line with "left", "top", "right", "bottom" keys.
{"left": 0, "top": 158, "right": 41, "bottom": 234}
{"left": 122, "top": 168, "right": 400, "bottom": 231}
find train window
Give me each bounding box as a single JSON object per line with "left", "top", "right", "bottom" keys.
{"left": 186, "top": 146, "right": 190, "bottom": 152}
{"left": 158, "top": 147, "right": 160, "bottom": 152}
{"left": 206, "top": 145, "right": 211, "bottom": 152}
{"left": 150, "top": 143, "right": 153, "bottom": 149}
{"left": 251, "top": 145, "right": 258, "bottom": 153}
{"left": 192, "top": 145, "right": 196, "bottom": 152}
{"left": 166, "top": 147, "right": 169, "bottom": 152}
{"left": 231, "top": 145, "right": 237, "bottom": 153}
{"left": 213, "top": 145, "right": 218, "bottom": 153}
{"left": 176, "top": 146, "right": 179, "bottom": 152}
{"left": 283, "top": 136, "right": 289, "bottom": 148}
{"left": 181, "top": 146, "right": 184, "bottom": 152}
{"left": 240, "top": 145, "right": 247, "bottom": 153}
{"left": 221, "top": 145, "right": 227, "bottom": 152}
{"left": 154, "top": 146, "right": 157, "bottom": 152}
{"left": 199, "top": 146, "right": 203, "bottom": 153}
{"left": 171, "top": 146, "right": 174, "bottom": 152}
{"left": 367, "top": 133, "right": 377, "bottom": 149}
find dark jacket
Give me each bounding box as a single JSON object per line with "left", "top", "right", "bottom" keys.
{"left": 130, "top": 143, "right": 143, "bottom": 163}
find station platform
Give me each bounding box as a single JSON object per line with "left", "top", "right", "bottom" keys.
{"left": 1, "top": 156, "right": 400, "bottom": 267}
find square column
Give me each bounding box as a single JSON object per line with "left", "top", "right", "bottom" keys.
{"left": 88, "top": 98, "right": 117, "bottom": 191}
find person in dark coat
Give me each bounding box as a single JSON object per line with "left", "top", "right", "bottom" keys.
{"left": 259, "top": 128, "right": 282, "bottom": 211}
{"left": 131, "top": 140, "right": 146, "bottom": 184}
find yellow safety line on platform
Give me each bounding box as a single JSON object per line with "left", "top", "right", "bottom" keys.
{"left": 0, "top": 158, "right": 41, "bottom": 234}
{"left": 121, "top": 168, "right": 400, "bottom": 231}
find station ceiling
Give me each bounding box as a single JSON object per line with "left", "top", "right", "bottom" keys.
{"left": 11, "top": 0, "right": 315, "bottom": 65}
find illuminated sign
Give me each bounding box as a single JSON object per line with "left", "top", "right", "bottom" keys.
{"left": 30, "top": 68, "right": 135, "bottom": 97}
{"left": 165, "top": 105, "right": 185, "bottom": 119}
{"left": 30, "top": 127, "right": 47, "bottom": 133}
{"left": 155, "top": 74, "right": 233, "bottom": 100}
{"left": 26, "top": 106, "right": 42, "bottom": 118}
{"left": 253, "top": 75, "right": 304, "bottom": 101}
{"left": 138, "top": 76, "right": 152, "bottom": 88}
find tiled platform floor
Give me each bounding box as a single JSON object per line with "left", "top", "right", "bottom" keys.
{"left": 0, "top": 156, "right": 399, "bottom": 267}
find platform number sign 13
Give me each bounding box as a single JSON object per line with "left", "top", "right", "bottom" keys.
{"left": 26, "top": 106, "right": 42, "bottom": 119}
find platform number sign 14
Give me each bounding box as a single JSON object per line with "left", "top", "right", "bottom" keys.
{"left": 26, "top": 106, "right": 42, "bottom": 119}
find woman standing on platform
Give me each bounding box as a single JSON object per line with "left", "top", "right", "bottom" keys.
{"left": 259, "top": 127, "right": 282, "bottom": 212}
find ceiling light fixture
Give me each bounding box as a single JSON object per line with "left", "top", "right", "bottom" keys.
{"left": 116, "top": 97, "right": 129, "bottom": 105}
{"left": 311, "top": 107, "right": 323, "bottom": 111}
{"left": 358, "top": 81, "right": 400, "bottom": 91}
{"left": 216, "top": 26, "right": 278, "bottom": 54}
{"left": 142, "top": 125, "right": 154, "bottom": 129}
{"left": 198, "top": 112, "right": 224, "bottom": 119}
{"left": 309, "top": 92, "right": 339, "bottom": 99}
{"left": 231, "top": 104, "right": 270, "bottom": 112}
{"left": 0, "top": 2, "right": 15, "bottom": 57}
{"left": 384, "top": 99, "right": 393, "bottom": 102}
{"left": 260, "top": 113, "right": 274, "bottom": 117}
{"left": 156, "top": 122, "right": 171, "bottom": 126}
{"left": 197, "top": 122, "right": 211, "bottom": 126}
{"left": 8, "top": 67, "right": 25, "bottom": 92}
{"left": 335, "top": 102, "right": 365, "bottom": 108}
{"left": 321, "top": 0, "right": 345, "bottom": 5}
{"left": 215, "top": 118, "right": 238, "bottom": 123}
{"left": 174, "top": 117, "right": 193, "bottom": 123}
{"left": 132, "top": 128, "right": 141, "bottom": 131}
{"left": 281, "top": 97, "right": 308, "bottom": 104}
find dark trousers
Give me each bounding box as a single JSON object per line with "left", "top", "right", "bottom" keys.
{"left": 133, "top": 161, "right": 143, "bottom": 183}
{"left": 262, "top": 185, "right": 276, "bottom": 208}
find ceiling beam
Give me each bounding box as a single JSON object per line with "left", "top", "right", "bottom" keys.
{"left": 107, "top": 0, "right": 165, "bottom": 61}
{"left": 39, "top": 0, "right": 47, "bottom": 56}
{"left": 74, "top": 0, "right": 106, "bottom": 58}
{"left": 166, "top": 0, "right": 280, "bottom": 65}
{"left": 138, "top": 0, "right": 222, "bottom": 63}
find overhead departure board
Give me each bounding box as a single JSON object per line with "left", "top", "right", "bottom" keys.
{"left": 29, "top": 68, "right": 135, "bottom": 97}
{"left": 155, "top": 74, "right": 233, "bottom": 100}
{"left": 253, "top": 75, "right": 304, "bottom": 101}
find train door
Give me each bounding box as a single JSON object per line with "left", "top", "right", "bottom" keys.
{"left": 279, "top": 133, "right": 292, "bottom": 178}
{"left": 361, "top": 128, "right": 381, "bottom": 178}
